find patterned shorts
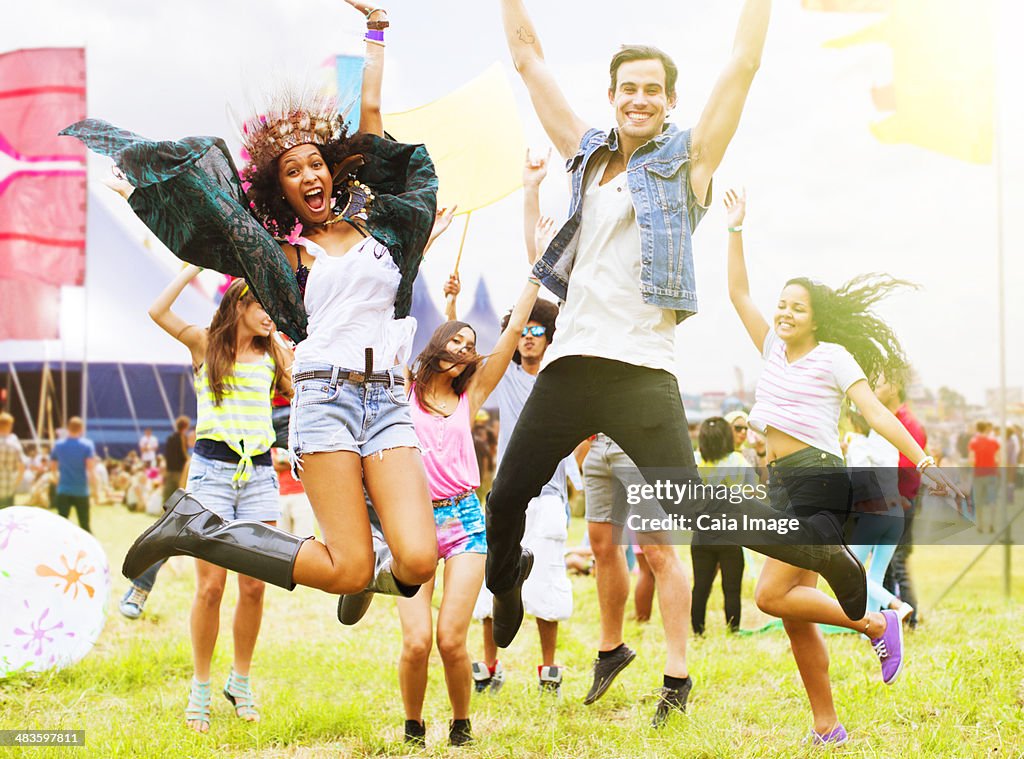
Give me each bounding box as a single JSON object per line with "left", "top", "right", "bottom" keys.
{"left": 433, "top": 491, "right": 486, "bottom": 561}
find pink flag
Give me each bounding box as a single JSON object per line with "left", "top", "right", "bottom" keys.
{"left": 0, "top": 48, "right": 87, "bottom": 298}
{"left": 0, "top": 278, "right": 61, "bottom": 340}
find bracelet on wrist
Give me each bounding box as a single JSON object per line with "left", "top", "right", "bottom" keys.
{"left": 527, "top": 276, "right": 541, "bottom": 287}
{"left": 366, "top": 19, "right": 389, "bottom": 30}
{"left": 915, "top": 455, "right": 936, "bottom": 472}
{"left": 728, "top": 225, "right": 744, "bottom": 233}
{"left": 365, "top": 29, "right": 385, "bottom": 42}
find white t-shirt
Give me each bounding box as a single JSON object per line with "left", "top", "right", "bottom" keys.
{"left": 493, "top": 364, "right": 578, "bottom": 501}
{"left": 846, "top": 429, "right": 899, "bottom": 499}
{"left": 748, "top": 329, "right": 866, "bottom": 459}
{"left": 293, "top": 236, "right": 417, "bottom": 370}
{"left": 541, "top": 156, "right": 677, "bottom": 373}
{"left": 139, "top": 434, "right": 158, "bottom": 465}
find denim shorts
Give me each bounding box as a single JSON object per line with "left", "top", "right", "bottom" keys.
{"left": 767, "top": 447, "right": 852, "bottom": 520}
{"left": 434, "top": 491, "right": 487, "bottom": 561}
{"left": 288, "top": 363, "right": 420, "bottom": 461}
{"left": 186, "top": 453, "right": 280, "bottom": 523}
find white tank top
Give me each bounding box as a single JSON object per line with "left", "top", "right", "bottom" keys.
{"left": 293, "top": 236, "right": 417, "bottom": 370}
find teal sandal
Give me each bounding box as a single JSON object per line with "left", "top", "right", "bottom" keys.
{"left": 185, "top": 678, "right": 212, "bottom": 733}
{"left": 223, "top": 668, "right": 260, "bottom": 722}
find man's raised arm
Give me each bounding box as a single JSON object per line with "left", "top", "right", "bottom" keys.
{"left": 501, "top": 0, "right": 590, "bottom": 160}
{"left": 690, "top": 0, "right": 771, "bottom": 204}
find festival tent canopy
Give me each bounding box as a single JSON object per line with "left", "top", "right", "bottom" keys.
{"left": 2, "top": 192, "right": 214, "bottom": 454}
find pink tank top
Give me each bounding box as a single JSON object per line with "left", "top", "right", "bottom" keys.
{"left": 410, "top": 390, "right": 481, "bottom": 500}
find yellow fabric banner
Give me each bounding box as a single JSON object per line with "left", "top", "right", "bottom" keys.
{"left": 385, "top": 63, "right": 527, "bottom": 213}
{"left": 828, "top": 0, "right": 994, "bottom": 164}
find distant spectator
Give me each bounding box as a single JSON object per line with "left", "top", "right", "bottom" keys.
{"left": 139, "top": 427, "right": 159, "bottom": 468}
{"left": 164, "top": 416, "right": 192, "bottom": 501}
{"left": 1005, "top": 426, "right": 1020, "bottom": 500}
{"left": 0, "top": 412, "right": 26, "bottom": 508}
{"left": 969, "top": 421, "right": 1000, "bottom": 533}
{"left": 51, "top": 416, "right": 96, "bottom": 532}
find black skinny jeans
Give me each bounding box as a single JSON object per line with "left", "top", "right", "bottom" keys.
{"left": 690, "top": 543, "right": 744, "bottom": 634}
{"left": 485, "top": 356, "right": 840, "bottom": 594}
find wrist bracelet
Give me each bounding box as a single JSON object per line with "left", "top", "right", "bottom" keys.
{"left": 527, "top": 276, "right": 541, "bottom": 287}
{"left": 365, "top": 29, "right": 384, "bottom": 42}
{"left": 366, "top": 19, "right": 389, "bottom": 30}
{"left": 916, "top": 455, "right": 936, "bottom": 472}
{"left": 728, "top": 225, "right": 743, "bottom": 233}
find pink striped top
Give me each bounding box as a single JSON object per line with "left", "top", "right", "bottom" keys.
{"left": 748, "top": 330, "right": 866, "bottom": 459}
{"left": 410, "top": 390, "right": 481, "bottom": 500}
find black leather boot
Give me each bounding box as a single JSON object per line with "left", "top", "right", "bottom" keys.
{"left": 122, "top": 489, "right": 311, "bottom": 589}
{"left": 337, "top": 534, "right": 419, "bottom": 625}
{"left": 491, "top": 548, "right": 534, "bottom": 649}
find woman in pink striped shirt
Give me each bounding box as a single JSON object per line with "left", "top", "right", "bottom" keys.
{"left": 724, "top": 189, "right": 961, "bottom": 746}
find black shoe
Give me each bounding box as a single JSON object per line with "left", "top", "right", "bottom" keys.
{"left": 809, "top": 513, "right": 868, "bottom": 620}
{"left": 583, "top": 645, "right": 636, "bottom": 705}
{"left": 449, "top": 718, "right": 473, "bottom": 746}
{"left": 651, "top": 678, "right": 692, "bottom": 728}
{"left": 492, "top": 549, "right": 534, "bottom": 649}
{"left": 403, "top": 719, "right": 425, "bottom": 746}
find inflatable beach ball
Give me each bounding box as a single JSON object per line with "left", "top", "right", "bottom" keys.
{"left": 0, "top": 507, "right": 111, "bottom": 677}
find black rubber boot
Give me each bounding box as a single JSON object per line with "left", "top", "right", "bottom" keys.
{"left": 122, "top": 489, "right": 311, "bottom": 589}
{"left": 337, "top": 535, "right": 419, "bottom": 625}
{"left": 491, "top": 548, "right": 534, "bottom": 649}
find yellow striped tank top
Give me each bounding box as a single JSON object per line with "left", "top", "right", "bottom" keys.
{"left": 193, "top": 354, "right": 276, "bottom": 483}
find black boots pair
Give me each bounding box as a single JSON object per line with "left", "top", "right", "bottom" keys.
{"left": 122, "top": 489, "right": 310, "bottom": 589}
{"left": 403, "top": 719, "right": 472, "bottom": 747}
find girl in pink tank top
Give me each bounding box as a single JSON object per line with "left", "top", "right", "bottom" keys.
{"left": 392, "top": 271, "right": 541, "bottom": 745}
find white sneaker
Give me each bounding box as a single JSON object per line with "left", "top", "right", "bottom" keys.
{"left": 894, "top": 602, "right": 914, "bottom": 624}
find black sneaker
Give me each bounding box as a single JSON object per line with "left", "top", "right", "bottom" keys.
{"left": 651, "top": 678, "right": 693, "bottom": 728}
{"left": 404, "top": 719, "right": 425, "bottom": 746}
{"left": 583, "top": 645, "right": 636, "bottom": 705}
{"left": 449, "top": 718, "right": 473, "bottom": 747}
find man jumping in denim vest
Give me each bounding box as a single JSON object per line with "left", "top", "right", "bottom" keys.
{"left": 486, "top": 0, "right": 869, "bottom": 664}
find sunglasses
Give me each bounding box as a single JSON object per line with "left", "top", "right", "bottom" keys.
{"left": 521, "top": 325, "right": 547, "bottom": 337}
{"left": 733, "top": 425, "right": 748, "bottom": 433}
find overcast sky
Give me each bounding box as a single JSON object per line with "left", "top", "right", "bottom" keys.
{"left": 4, "top": 0, "right": 1022, "bottom": 405}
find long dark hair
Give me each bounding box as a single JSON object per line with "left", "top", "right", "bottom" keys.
{"left": 410, "top": 321, "right": 484, "bottom": 414}
{"left": 698, "top": 417, "right": 735, "bottom": 464}
{"left": 243, "top": 136, "right": 371, "bottom": 239}
{"left": 205, "top": 279, "right": 291, "bottom": 405}
{"left": 786, "top": 273, "right": 916, "bottom": 386}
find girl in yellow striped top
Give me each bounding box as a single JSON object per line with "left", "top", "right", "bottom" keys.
{"left": 148, "top": 266, "right": 292, "bottom": 733}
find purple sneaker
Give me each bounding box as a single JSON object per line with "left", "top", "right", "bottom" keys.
{"left": 810, "top": 724, "right": 849, "bottom": 746}
{"left": 870, "top": 609, "right": 904, "bottom": 684}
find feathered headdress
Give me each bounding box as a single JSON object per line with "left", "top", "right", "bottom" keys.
{"left": 239, "top": 90, "right": 343, "bottom": 170}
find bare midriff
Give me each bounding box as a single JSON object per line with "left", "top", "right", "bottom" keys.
{"left": 764, "top": 426, "right": 813, "bottom": 463}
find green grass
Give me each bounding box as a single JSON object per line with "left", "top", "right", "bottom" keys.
{"left": 1, "top": 505, "right": 1023, "bottom": 758}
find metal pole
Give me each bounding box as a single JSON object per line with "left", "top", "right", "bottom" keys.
{"left": 992, "top": 10, "right": 1011, "bottom": 601}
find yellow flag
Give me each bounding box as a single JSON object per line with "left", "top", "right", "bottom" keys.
{"left": 828, "top": 0, "right": 994, "bottom": 164}
{"left": 385, "top": 63, "right": 526, "bottom": 213}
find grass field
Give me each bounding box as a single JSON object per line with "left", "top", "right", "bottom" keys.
{"left": 1, "top": 504, "right": 1023, "bottom": 758}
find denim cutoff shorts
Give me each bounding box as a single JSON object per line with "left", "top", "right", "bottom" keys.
{"left": 186, "top": 453, "right": 280, "bottom": 523}
{"left": 289, "top": 363, "right": 420, "bottom": 461}
{"left": 767, "top": 446, "right": 852, "bottom": 521}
